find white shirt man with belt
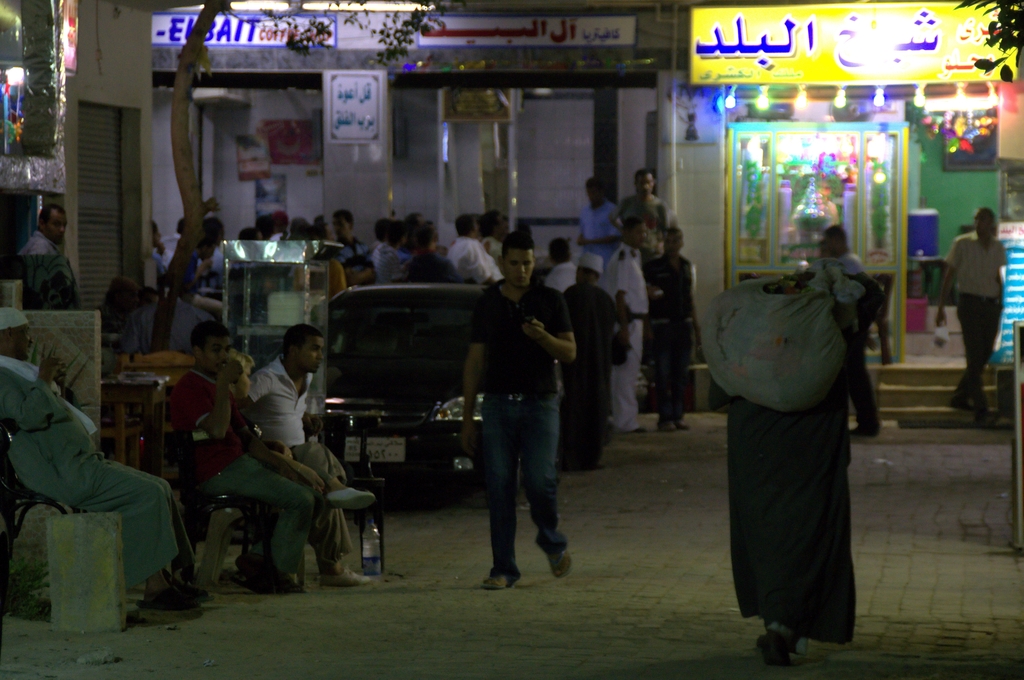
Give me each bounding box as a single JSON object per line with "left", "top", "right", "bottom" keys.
{"left": 936, "top": 207, "right": 1007, "bottom": 422}
{"left": 240, "top": 324, "right": 375, "bottom": 587}
{"left": 601, "top": 217, "right": 649, "bottom": 433}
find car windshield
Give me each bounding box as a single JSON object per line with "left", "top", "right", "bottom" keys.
{"left": 330, "top": 303, "right": 473, "bottom": 360}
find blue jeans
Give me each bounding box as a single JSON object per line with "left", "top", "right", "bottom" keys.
{"left": 481, "top": 394, "right": 568, "bottom": 583}
{"left": 652, "top": 320, "right": 692, "bottom": 424}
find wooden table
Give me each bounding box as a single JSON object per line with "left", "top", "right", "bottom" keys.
{"left": 101, "top": 379, "right": 168, "bottom": 477}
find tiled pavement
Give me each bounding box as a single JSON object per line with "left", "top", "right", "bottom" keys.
{"left": 3, "top": 414, "right": 1024, "bottom": 679}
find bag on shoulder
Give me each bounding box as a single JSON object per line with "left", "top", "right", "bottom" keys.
{"left": 702, "top": 277, "right": 847, "bottom": 412}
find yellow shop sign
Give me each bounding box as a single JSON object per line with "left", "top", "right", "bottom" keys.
{"left": 691, "top": 3, "right": 1007, "bottom": 85}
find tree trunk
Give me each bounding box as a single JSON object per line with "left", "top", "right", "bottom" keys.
{"left": 151, "top": 1, "right": 223, "bottom": 352}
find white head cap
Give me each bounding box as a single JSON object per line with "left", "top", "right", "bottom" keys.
{"left": 578, "top": 252, "right": 604, "bottom": 276}
{"left": 0, "top": 307, "right": 27, "bottom": 331}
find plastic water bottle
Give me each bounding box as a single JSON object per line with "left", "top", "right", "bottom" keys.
{"left": 362, "top": 518, "right": 382, "bottom": 580}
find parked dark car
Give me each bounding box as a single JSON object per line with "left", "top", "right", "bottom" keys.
{"left": 322, "top": 284, "right": 485, "bottom": 480}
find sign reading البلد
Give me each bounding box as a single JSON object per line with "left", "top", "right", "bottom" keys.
{"left": 690, "top": 3, "right": 1009, "bottom": 85}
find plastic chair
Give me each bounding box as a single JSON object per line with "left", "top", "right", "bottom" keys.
{"left": 166, "top": 431, "right": 278, "bottom": 592}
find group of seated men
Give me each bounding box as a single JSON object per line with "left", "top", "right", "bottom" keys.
{"left": 0, "top": 309, "right": 374, "bottom": 610}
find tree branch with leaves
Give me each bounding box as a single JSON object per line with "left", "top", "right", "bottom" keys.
{"left": 957, "top": 0, "right": 1020, "bottom": 81}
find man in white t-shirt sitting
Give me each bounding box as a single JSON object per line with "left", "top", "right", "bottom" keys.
{"left": 241, "top": 324, "right": 375, "bottom": 587}
{"left": 447, "top": 214, "right": 501, "bottom": 284}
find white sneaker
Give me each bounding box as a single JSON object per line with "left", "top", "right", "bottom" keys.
{"left": 326, "top": 487, "right": 376, "bottom": 510}
{"left": 320, "top": 568, "right": 371, "bottom": 587}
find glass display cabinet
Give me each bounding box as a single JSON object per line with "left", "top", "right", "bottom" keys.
{"left": 726, "top": 122, "right": 908, "bottom": 361}
{"left": 223, "top": 240, "right": 333, "bottom": 414}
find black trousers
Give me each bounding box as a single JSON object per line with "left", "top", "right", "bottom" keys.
{"left": 845, "top": 331, "right": 878, "bottom": 431}
{"left": 954, "top": 294, "right": 1002, "bottom": 415}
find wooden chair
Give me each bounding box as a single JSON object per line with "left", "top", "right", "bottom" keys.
{"left": 100, "top": 405, "right": 143, "bottom": 468}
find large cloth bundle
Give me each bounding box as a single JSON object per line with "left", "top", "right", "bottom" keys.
{"left": 703, "top": 277, "right": 847, "bottom": 412}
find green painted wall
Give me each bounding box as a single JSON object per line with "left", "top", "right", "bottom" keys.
{"left": 918, "top": 133, "right": 1000, "bottom": 257}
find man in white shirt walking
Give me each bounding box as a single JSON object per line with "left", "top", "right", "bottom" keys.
{"left": 241, "top": 324, "right": 375, "bottom": 586}
{"left": 602, "top": 216, "right": 649, "bottom": 433}
{"left": 544, "top": 238, "right": 577, "bottom": 293}
{"left": 447, "top": 214, "right": 501, "bottom": 284}
{"left": 936, "top": 207, "right": 1007, "bottom": 423}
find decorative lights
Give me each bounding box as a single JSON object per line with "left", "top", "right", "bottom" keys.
{"left": 756, "top": 85, "right": 770, "bottom": 110}
{"left": 794, "top": 85, "right": 808, "bottom": 109}
{"left": 955, "top": 82, "right": 968, "bottom": 108}
{"left": 988, "top": 82, "right": 999, "bottom": 108}
{"left": 834, "top": 86, "right": 847, "bottom": 108}
{"left": 873, "top": 86, "right": 885, "bottom": 108}
{"left": 914, "top": 85, "right": 926, "bottom": 108}
{"left": 724, "top": 85, "right": 737, "bottom": 110}
{"left": 6, "top": 67, "right": 24, "bottom": 87}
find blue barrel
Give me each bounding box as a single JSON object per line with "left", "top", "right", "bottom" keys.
{"left": 907, "top": 209, "right": 939, "bottom": 257}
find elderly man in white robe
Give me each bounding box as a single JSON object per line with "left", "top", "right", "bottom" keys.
{"left": 0, "top": 308, "right": 200, "bottom": 610}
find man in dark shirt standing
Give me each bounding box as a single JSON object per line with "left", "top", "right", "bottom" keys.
{"left": 461, "top": 230, "right": 577, "bottom": 590}
{"left": 407, "top": 224, "right": 463, "bottom": 283}
{"left": 643, "top": 227, "right": 701, "bottom": 431}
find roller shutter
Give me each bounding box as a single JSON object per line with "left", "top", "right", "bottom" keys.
{"left": 77, "top": 103, "right": 122, "bottom": 310}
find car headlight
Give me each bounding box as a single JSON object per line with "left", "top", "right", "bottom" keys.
{"left": 434, "top": 395, "right": 483, "bottom": 421}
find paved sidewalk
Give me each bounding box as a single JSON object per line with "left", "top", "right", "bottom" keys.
{"left": 3, "top": 414, "right": 1024, "bottom": 679}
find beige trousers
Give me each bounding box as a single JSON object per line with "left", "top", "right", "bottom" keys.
{"left": 292, "top": 441, "right": 354, "bottom": 568}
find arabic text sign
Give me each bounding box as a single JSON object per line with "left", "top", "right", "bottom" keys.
{"left": 691, "top": 3, "right": 1007, "bottom": 85}
{"left": 995, "top": 223, "right": 1024, "bottom": 364}
{"left": 324, "top": 71, "right": 383, "bottom": 144}
{"left": 417, "top": 14, "right": 636, "bottom": 48}
{"left": 152, "top": 12, "right": 337, "bottom": 49}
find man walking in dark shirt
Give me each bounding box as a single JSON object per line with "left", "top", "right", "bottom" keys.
{"left": 461, "top": 230, "right": 577, "bottom": 589}
{"left": 643, "top": 227, "right": 700, "bottom": 431}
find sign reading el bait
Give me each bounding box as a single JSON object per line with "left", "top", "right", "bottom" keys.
{"left": 152, "top": 12, "right": 337, "bottom": 49}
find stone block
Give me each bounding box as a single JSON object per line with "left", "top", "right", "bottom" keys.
{"left": 46, "top": 512, "right": 126, "bottom": 633}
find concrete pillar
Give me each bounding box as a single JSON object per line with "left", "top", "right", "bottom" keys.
{"left": 657, "top": 71, "right": 727, "bottom": 318}
{"left": 47, "top": 512, "right": 127, "bottom": 633}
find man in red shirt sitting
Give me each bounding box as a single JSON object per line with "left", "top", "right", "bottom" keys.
{"left": 170, "top": 321, "right": 342, "bottom": 593}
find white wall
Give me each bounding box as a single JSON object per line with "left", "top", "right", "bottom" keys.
{"left": 618, "top": 88, "right": 658, "bottom": 201}
{"left": 392, "top": 89, "right": 439, "bottom": 231}
{"left": 215, "top": 90, "right": 323, "bottom": 237}
{"left": 658, "top": 73, "right": 726, "bottom": 320}
{"left": 152, "top": 89, "right": 325, "bottom": 242}
{"left": 515, "top": 97, "right": 593, "bottom": 258}
{"left": 65, "top": 0, "right": 153, "bottom": 278}
{"left": 517, "top": 98, "right": 593, "bottom": 219}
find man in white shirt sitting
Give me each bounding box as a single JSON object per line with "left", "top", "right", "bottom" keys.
{"left": 447, "top": 214, "right": 501, "bottom": 284}
{"left": 240, "top": 323, "right": 375, "bottom": 587}
{"left": 544, "top": 238, "right": 577, "bottom": 293}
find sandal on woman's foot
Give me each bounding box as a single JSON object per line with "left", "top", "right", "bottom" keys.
{"left": 547, "top": 551, "right": 572, "bottom": 578}
{"left": 757, "top": 630, "right": 791, "bottom": 667}
{"left": 138, "top": 587, "right": 199, "bottom": 611}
